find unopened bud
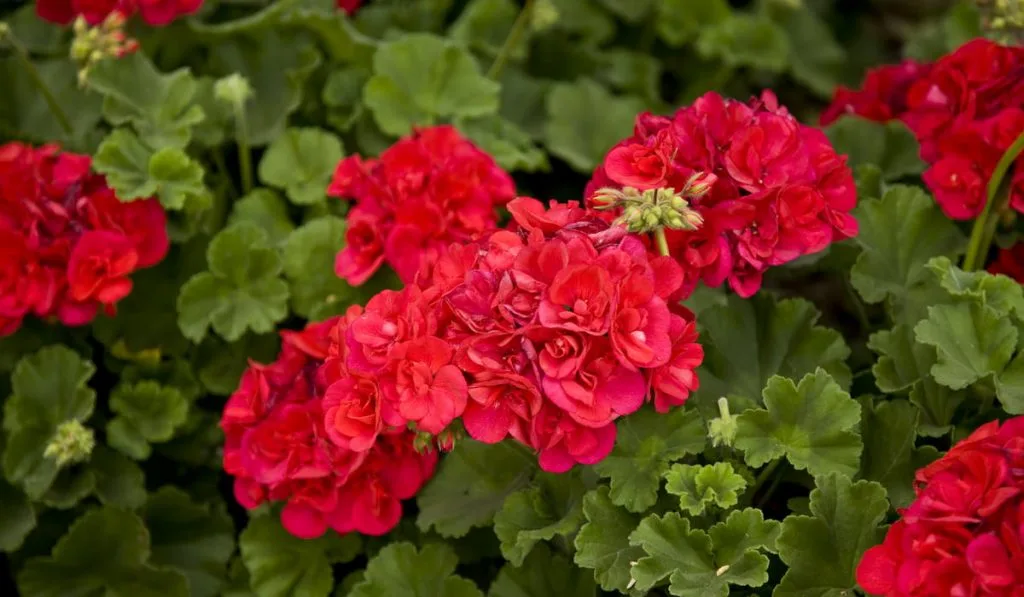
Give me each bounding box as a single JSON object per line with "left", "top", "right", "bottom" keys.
{"left": 44, "top": 420, "right": 95, "bottom": 468}
{"left": 685, "top": 171, "right": 716, "bottom": 198}
{"left": 437, "top": 429, "right": 457, "bottom": 452}
{"left": 708, "top": 397, "right": 737, "bottom": 448}
{"left": 215, "top": 73, "right": 254, "bottom": 106}
{"left": 73, "top": 17, "right": 88, "bottom": 36}
{"left": 531, "top": 0, "right": 560, "bottom": 31}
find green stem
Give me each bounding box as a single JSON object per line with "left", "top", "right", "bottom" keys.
{"left": 750, "top": 459, "right": 781, "bottom": 497}
{"left": 1, "top": 27, "right": 74, "bottom": 137}
{"left": 654, "top": 227, "right": 670, "bottom": 256}
{"left": 486, "top": 0, "right": 534, "bottom": 80}
{"left": 755, "top": 468, "right": 786, "bottom": 509}
{"left": 234, "top": 103, "right": 253, "bottom": 194}
{"left": 962, "top": 130, "right": 1024, "bottom": 271}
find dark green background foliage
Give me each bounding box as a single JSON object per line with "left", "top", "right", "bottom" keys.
{"left": 0, "top": 0, "right": 1002, "bottom": 595}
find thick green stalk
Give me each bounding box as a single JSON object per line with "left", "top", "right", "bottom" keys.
{"left": 234, "top": 105, "right": 253, "bottom": 194}
{"left": 486, "top": 0, "right": 534, "bottom": 80}
{"left": 962, "top": 130, "right": 1024, "bottom": 271}
{"left": 654, "top": 227, "right": 670, "bottom": 257}
{"left": 0, "top": 25, "right": 74, "bottom": 137}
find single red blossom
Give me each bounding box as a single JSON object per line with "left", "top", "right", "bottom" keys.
{"left": 528, "top": 403, "right": 617, "bottom": 473}
{"left": 650, "top": 314, "right": 703, "bottom": 412}
{"left": 323, "top": 374, "right": 383, "bottom": 452}
{"left": 604, "top": 130, "right": 675, "bottom": 190}
{"left": 66, "top": 230, "right": 138, "bottom": 305}
{"left": 820, "top": 60, "right": 929, "bottom": 125}
{"left": 380, "top": 336, "right": 468, "bottom": 435}
{"left": 337, "top": 0, "right": 362, "bottom": 15}
{"left": 36, "top": 0, "right": 200, "bottom": 26}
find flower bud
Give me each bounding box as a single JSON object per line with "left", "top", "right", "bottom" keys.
{"left": 708, "top": 397, "right": 737, "bottom": 448}
{"left": 685, "top": 171, "right": 716, "bottom": 198}
{"left": 44, "top": 420, "right": 95, "bottom": 468}
{"left": 215, "top": 73, "right": 255, "bottom": 106}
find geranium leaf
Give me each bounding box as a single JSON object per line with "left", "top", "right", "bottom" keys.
{"left": 87, "top": 52, "right": 205, "bottom": 149}
{"left": 92, "top": 128, "right": 207, "bottom": 210}
{"left": 91, "top": 446, "right": 146, "bottom": 509}
{"left": 915, "top": 302, "right": 1017, "bottom": 390}
{"left": 696, "top": 14, "right": 789, "bottom": 72}
{"left": 227, "top": 190, "right": 296, "bottom": 248}
{"left": 629, "top": 508, "right": 779, "bottom": 596}
{"left": 735, "top": 369, "right": 863, "bottom": 478}
{"left": 448, "top": 0, "right": 523, "bottom": 59}
{"left": 2, "top": 345, "right": 95, "bottom": 499}
{"left": 850, "top": 185, "right": 965, "bottom": 305}
{"left": 417, "top": 440, "right": 537, "bottom": 538}
{"left": 257, "top": 127, "right": 344, "bottom": 206}
{"left": 283, "top": 216, "right": 361, "bottom": 320}
{"left": 349, "top": 542, "right": 483, "bottom": 597}
{"left": 543, "top": 78, "right": 645, "bottom": 172}
{"left": 774, "top": 474, "right": 888, "bottom": 596}
{"left": 695, "top": 294, "right": 851, "bottom": 416}
{"left": 323, "top": 67, "right": 369, "bottom": 132}
{"left": 456, "top": 114, "right": 549, "bottom": 172}
{"left": 664, "top": 462, "right": 747, "bottom": 516}
{"left": 493, "top": 470, "right": 587, "bottom": 566}
{"left": 655, "top": 0, "right": 730, "bottom": 46}
{"left": 572, "top": 486, "right": 645, "bottom": 593}
{"left": 107, "top": 381, "right": 190, "bottom": 460}
{"left": 593, "top": 407, "right": 705, "bottom": 512}
{"left": 0, "top": 478, "right": 35, "bottom": 552}
{"left": 17, "top": 506, "right": 189, "bottom": 597}
{"left": 825, "top": 117, "right": 925, "bottom": 179}
{"left": 0, "top": 57, "right": 103, "bottom": 150}
{"left": 177, "top": 223, "right": 289, "bottom": 343}
{"left": 597, "top": 0, "right": 655, "bottom": 23}
{"left": 859, "top": 398, "right": 939, "bottom": 508}
{"left": 142, "top": 487, "right": 235, "bottom": 597}
{"left": 196, "top": 333, "right": 280, "bottom": 396}
{"left": 239, "top": 515, "right": 352, "bottom": 597}
{"left": 489, "top": 544, "right": 596, "bottom": 597}
{"left": 363, "top": 33, "right": 500, "bottom": 136}
{"left": 927, "top": 256, "right": 1024, "bottom": 318}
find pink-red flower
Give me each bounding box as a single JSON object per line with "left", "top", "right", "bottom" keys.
{"left": 36, "top": 0, "right": 202, "bottom": 26}
{"left": 856, "top": 417, "right": 1024, "bottom": 596}
{"left": 0, "top": 142, "right": 168, "bottom": 336}
{"left": 328, "top": 125, "right": 515, "bottom": 285}
{"left": 586, "top": 91, "right": 858, "bottom": 299}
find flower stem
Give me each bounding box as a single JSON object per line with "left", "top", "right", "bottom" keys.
{"left": 962, "top": 130, "right": 1024, "bottom": 271}
{"left": 653, "top": 227, "right": 670, "bottom": 257}
{"left": 750, "top": 459, "right": 781, "bottom": 497}
{"left": 0, "top": 26, "right": 74, "bottom": 137}
{"left": 234, "top": 104, "right": 253, "bottom": 194}
{"left": 486, "top": 0, "right": 534, "bottom": 80}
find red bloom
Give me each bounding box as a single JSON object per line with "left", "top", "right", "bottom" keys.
{"left": 988, "top": 244, "right": 1024, "bottom": 283}
{"left": 856, "top": 417, "right": 1024, "bottom": 596}
{"left": 36, "top": 0, "right": 201, "bottom": 25}
{"left": 603, "top": 130, "right": 674, "bottom": 190}
{"left": 650, "top": 314, "right": 703, "bottom": 412}
{"left": 328, "top": 126, "right": 515, "bottom": 285}
{"left": 323, "top": 375, "right": 383, "bottom": 452}
{"left": 337, "top": 0, "right": 362, "bottom": 15}
{"left": 820, "top": 61, "right": 929, "bottom": 126}
{"left": 0, "top": 143, "right": 168, "bottom": 336}
{"left": 380, "top": 337, "right": 468, "bottom": 434}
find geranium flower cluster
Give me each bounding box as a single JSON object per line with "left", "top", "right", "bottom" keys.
{"left": 988, "top": 243, "right": 1024, "bottom": 283}
{"left": 327, "top": 125, "right": 516, "bottom": 286}
{"left": 856, "top": 417, "right": 1024, "bottom": 596}
{"left": 36, "top": 0, "right": 203, "bottom": 26}
{"left": 0, "top": 142, "right": 168, "bottom": 337}
{"left": 221, "top": 317, "right": 438, "bottom": 540}
{"left": 821, "top": 39, "right": 1024, "bottom": 220}
{"left": 585, "top": 90, "right": 858, "bottom": 298}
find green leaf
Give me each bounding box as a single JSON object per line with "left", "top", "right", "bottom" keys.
{"left": 417, "top": 440, "right": 537, "bottom": 538}
{"left": 868, "top": 324, "right": 965, "bottom": 435}
{"left": 3, "top": 346, "right": 96, "bottom": 499}
{"left": 597, "top": 0, "right": 654, "bottom": 22}
{"left": 825, "top": 117, "right": 926, "bottom": 181}
{"left": 996, "top": 352, "right": 1024, "bottom": 415}
{"left": 735, "top": 369, "right": 862, "bottom": 478}
{"left": 283, "top": 216, "right": 361, "bottom": 320}
{"left": 92, "top": 128, "right": 207, "bottom": 210}
{"left": 664, "top": 462, "right": 747, "bottom": 516}
{"left": 543, "top": 79, "right": 645, "bottom": 172}
{"left": 177, "top": 224, "right": 289, "bottom": 343}
{"left": 17, "top": 507, "right": 189, "bottom": 597}
{"left": 87, "top": 52, "right": 205, "bottom": 148}
{"left": 258, "top": 127, "right": 344, "bottom": 206}
{"left": 850, "top": 185, "right": 966, "bottom": 305}
{"left": 349, "top": 542, "right": 483, "bottom": 597}
{"left": 323, "top": 67, "right": 369, "bottom": 132}
{"left": 493, "top": 471, "right": 587, "bottom": 566}
{"left": 489, "top": 544, "right": 596, "bottom": 597}
{"left": 209, "top": 31, "right": 322, "bottom": 146}
{"left": 770, "top": 5, "right": 846, "bottom": 98}
{"left": 573, "top": 486, "right": 645, "bottom": 593}
{"left": 498, "top": 69, "right": 550, "bottom": 140}
{"left": 596, "top": 50, "right": 663, "bottom": 102}
{"left": 227, "top": 190, "right": 296, "bottom": 248}
{"left": 629, "top": 508, "right": 780, "bottom": 596}
{"left": 363, "top": 33, "right": 500, "bottom": 136}
{"left": 655, "top": 0, "right": 730, "bottom": 47}
{"left": 916, "top": 301, "right": 1017, "bottom": 390}
{"left": 0, "top": 478, "right": 35, "bottom": 552}
{"left": 695, "top": 294, "right": 851, "bottom": 415}
{"left": 91, "top": 446, "right": 147, "bottom": 509}
{"left": 107, "top": 381, "right": 190, "bottom": 460}
{"left": 456, "top": 115, "right": 549, "bottom": 172}
{"left": 927, "top": 256, "right": 1024, "bottom": 318}
{"left": 0, "top": 57, "right": 103, "bottom": 150}
{"left": 196, "top": 333, "right": 280, "bottom": 396}
{"left": 448, "top": 0, "right": 523, "bottom": 59}
{"left": 239, "top": 515, "right": 337, "bottom": 597}
{"left": 859, "top": 399, "right": 938, "bottom": 508}
{"left": 696, "top": 14, "right": 789, "bottom": 72}
{"left": 593, "top": 407, "right": 705, "bottom": 512}
{"left": 143, "top": 487, "right": 235, "bottom": 597}
{"left": 775, "top": 474, "right": 888, "bottom": 597}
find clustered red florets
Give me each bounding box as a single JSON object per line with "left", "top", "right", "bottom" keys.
{"left": 856, "top": 417, "right": 1024, "bottom": 596}
{"left": 0, "top": 142, "right": 168, "bottom": 336}
{"left": 221, "top": 317, "right": 438, "bottom": 540}
{"left": 327, "top": 125, "right": 516, "bottom": 286}
{"left": 821, "top": 39, "right": 1024, "bottom": 220}
{"left": 36, "top": 0, "right": 203, "bottom": 26}
{"left": 585, "top": 90, "right": 858, "bottom": 298}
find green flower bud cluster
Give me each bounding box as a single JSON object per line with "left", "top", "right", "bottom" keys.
{"left": 593, "top": 173, "right": 711, "bottom": 235}
{"left": 43, "top": 420, "right": 96, "bottom": 468}
{"left": 708, "top": 397, "right": 738, "bottom": 448}
{"left": 977, "top": 0, "right": 1024, "bottom": 43}
{"left": 71, "top": 13, "right": 138, "bottom": 87}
